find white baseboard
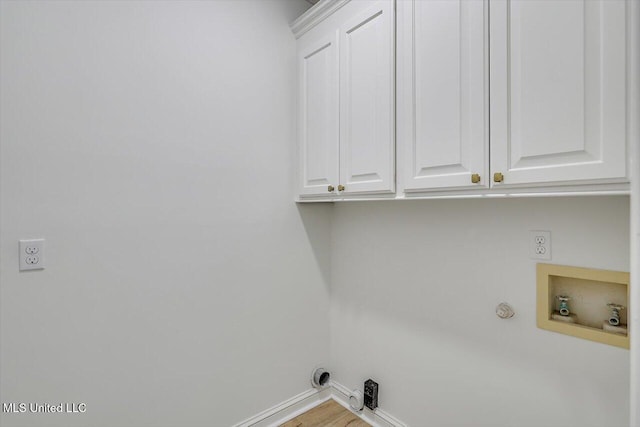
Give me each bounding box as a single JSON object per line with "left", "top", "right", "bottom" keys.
{"left": 232, "top": 387, "right": 332, "bottom": 427}
{"left": 232, "top": 381, "right": 407, "bottom": 427}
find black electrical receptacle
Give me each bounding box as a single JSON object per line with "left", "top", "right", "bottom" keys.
{"left": 364, "top": 379, "right": 378, "bottom": 410}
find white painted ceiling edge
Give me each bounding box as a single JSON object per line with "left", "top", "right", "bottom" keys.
{"left": 631, "top": 0, "right": 640, "bottom": 425}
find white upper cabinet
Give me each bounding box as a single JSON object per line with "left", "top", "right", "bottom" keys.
{"left": 295, "top": 0, "right": 633, "bottom": 200}
{"left": 339, "top": 1, "right": 395, "bottom": 194}
{"left": 398, "top": 0, "right": 489, "bottom": 192}
{"left": 490, "top": 0, "right": 628, "bottom": 188}
{"left": 295, "top": 0, "right": 395, "bottom": 199}
{"left": 297, "top": 32, "right": 339, "bottom": 197}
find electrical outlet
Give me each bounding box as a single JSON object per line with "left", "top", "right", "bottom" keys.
{"left": 364, "top": 379, "right": 378, "bottom": 410}
{"left": 530, "top": 231, "right": 551, "bottom": 260}
{"left": 19, "top": 239, "right": 45, "bottom": 271}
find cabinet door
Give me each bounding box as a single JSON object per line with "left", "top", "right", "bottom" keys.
{"left": 398, "top": 0, "right": 488, "bottom": 192}
{"left": 298, "top": 32, "right": 340, "bottom": 197}
{"left": 339, "top": 0, "right": 395, "bottom": 194}
{"left": 490, "top": 0, "right": 628, "bottom": 187}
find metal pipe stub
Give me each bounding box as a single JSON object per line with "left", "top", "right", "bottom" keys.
{"left": 607, "top": 303, "right": 625, "bottom": 326}
{"left": 557, "top": 295, "right": 571, "bottom": 316}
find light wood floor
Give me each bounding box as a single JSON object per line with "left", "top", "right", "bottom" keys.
{"left": 280, "top": 399, "right": 371, "bottom": 427}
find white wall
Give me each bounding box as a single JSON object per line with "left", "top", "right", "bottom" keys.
{"left": 0, "top": 1, "right": 331, "bottom": 426}
{"left": 330, "top": 197, "right": 630, "bottom": 427}
{"left": 1, "top": 2, "right": 632, "bottom": 427}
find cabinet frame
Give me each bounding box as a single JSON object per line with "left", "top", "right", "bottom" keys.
{"left": 292, "top": 0, "right": 635, "bottom": 202}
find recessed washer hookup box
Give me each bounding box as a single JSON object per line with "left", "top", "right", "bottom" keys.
{"left": 537, "top": 263, "right": 629, "bottom": 349}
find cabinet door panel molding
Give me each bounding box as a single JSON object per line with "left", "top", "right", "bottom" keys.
{"left": 297, "top": 31, "right": 340, "bottom": 197}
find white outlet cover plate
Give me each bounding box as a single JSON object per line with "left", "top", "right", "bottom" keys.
{"left": 19, "top": 239, "right": 45, "bottom": 271}
{"left": 530, "top": 230, "right": 551, "bottom": 260}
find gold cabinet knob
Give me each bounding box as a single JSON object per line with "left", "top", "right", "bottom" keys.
{"left": 471, "top": 173, "right": 481, "bottom": 184}
{"left": 328, "top": 185, "right": 335, "bottom": 192}
{"left": 493, "top": 172, "right": 504, "bottom": 183}
{"left": 338, "top": 184, "right": 345, "bottom": 191}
